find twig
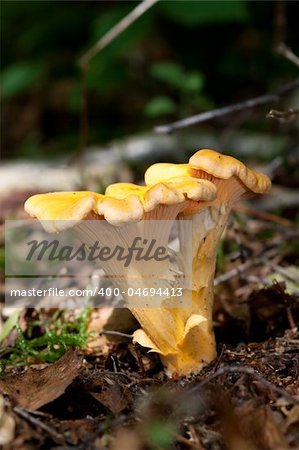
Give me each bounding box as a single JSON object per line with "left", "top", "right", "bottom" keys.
{"left": 189, "top": 365, "right": 299, "bottom": 405}
{"left": 213, "top": 344, "right": 226, "bottom": 372}
{"left": 177, "top": 435, "right": 203, "bottom": 449}
{"left": 154, "top": 78, "right": 299, "bottom": 133}
{"left": 261, "top": 155, "right": 283, "bottom": 177}
{"left": 214, "top": 247, "right": 278, "bottom": 286}
{"left": 78, "top": 0, "right": 159, "bottom": 69}
{"left": 272, "top": 280, "right": 298, "bottom": 331}
{"left": 268, "top": 263, "right": 299, "bottom": 284}
{"left": 14, "top": 406, "right": 66, "bottom": 444}
{"left": 101, "top": 330, "right": 133, "bottom": 339}
{"left": 267, "top": 108, "right": 299, "bottom": 122}
{"left": 75, "top": 0, "right": 159, "bottom": 166}
{"left": 276, "top": 43, "right": 299, "bottom": 68}
{"left": 234, "top": 204, "right": 295, "bottom": 228}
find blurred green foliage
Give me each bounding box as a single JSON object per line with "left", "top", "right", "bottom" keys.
{"left": 1, "top": 62, "right": 43, "bottom": 99}
{"left": 146, "top": 61, "right": 207, "bottom": 118}
{"left": 159, "top": 0, "right": 249, "bottom": 26}
{"left": 145, "top": 420, "right": 176, "bottom": 450}
{"left": 1, "top": 1, "right": 298, "bottom": 158}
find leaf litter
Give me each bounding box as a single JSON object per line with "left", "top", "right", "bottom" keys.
{"left": 0, "top": 164, "right": 299, "bottom": 449}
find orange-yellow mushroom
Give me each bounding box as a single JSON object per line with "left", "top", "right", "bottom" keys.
{"left": 24, "top": 149, "right": 271, "bottom": 376}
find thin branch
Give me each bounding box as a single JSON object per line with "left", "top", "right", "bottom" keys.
{"left": 214, "top": 247, "right": 278, "bottom": 286}
{"left": 154, "top": 78, "right": 299, "bottom": 134}
{"left": 267, "top": 107, "right": 299, "bottom": 122}
{"left": 276, "top": 43, "right": 299, "bottom": 68}
{"left": 14, "top": 406, "right": 66, "bottom": 444}
{"left": 234, "top": 204, "right": 295, "bottom": 227}
{"left": 101, "top": 330, "right": 133, "bottom": 339}
{"left": 79, "top": 0, "right": 159, "bottom": 69}
{"left": 190, "top": 365, "right": 299, "bottom": 405}
{"left": 75, "top": 0, "right": 159, "bottom": 164}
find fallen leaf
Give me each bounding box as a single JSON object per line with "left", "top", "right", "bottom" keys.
{"left": 0, "top": 349, "right": 82, "bottom": 410}
{"left": 237, "top": 403, "right": 290, "bottom": 450}
{"left": 87, "top": 375, "right": 132, "bottom": 414}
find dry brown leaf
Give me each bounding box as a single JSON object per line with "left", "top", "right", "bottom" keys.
{"left": 0, "top": 349, "right": 82, "bottom": 410}
{"left": 87, "top": 376, "right": 132, "bottom": 414}
{"left": 238, "top": 403, "right": 290, "bottom": 450}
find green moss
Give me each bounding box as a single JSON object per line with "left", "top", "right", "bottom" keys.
{"left": 0, "top": 302, "right": 90, "bottom": 375}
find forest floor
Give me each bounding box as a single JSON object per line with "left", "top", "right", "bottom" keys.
{"left": 0, "top": 157, "right": 298, "bottom": 450}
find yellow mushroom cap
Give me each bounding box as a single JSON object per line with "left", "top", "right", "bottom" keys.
{"left": 105, "top": 178, "right": 217, "bottom": 215}
{"left": 144, "top": 163, "right": 190, "bottom": 185}
{"left": 24, "top": 175, "right": 217, "bottom": 230}
{"left": 189, "top": 149, "right": 271, "bottom": 194}
{"left": 24, "top": 191, "right": 103, "bottom": 232}
{"left": 143, "top": 161, "right": 218, "bottom": 216}
{"left": 97, "top": 194, "right": 144, "bottom": 225}
{"left": 105, "top": 182, "right": 182, "bottom": 212}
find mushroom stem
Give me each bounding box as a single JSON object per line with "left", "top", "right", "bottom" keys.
{"left": 132, "top": 290, "right": 217, "bottom": 376}
{"left": 131, "top": 205, "right": 226, "bottom": 376}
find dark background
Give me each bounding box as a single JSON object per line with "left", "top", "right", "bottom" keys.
{"left": 1, "top": 1, "right": 298, "bottom": 160}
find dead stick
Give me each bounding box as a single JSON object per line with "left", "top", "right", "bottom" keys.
{"left": 79, "top": 0, "right": 159, "bottom": 69}
{"left": 233, "top": 204, "right": 295, "bottom": 227}
{"left": 101, "top": 330, "right": 133, "bottom": 339}
{"left": 154, "top": 78, "right": 299, "bottom": 133}
{"left": 14, "top": 406, "right": 66, "bottom": 444}
{"left": 276, "top": 43, "right": 299, "bottom": 68}
{"left": 214, "top": 247, "right": 278, "bottom": 286}
{"left": 177, "top": 435, "right": 204, "bottom": 449}
{"left": 267, "top": 108, "right": 299, "bottom": 121}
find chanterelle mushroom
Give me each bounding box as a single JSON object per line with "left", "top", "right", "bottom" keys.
{"left": 135, "top": 150, "right": 271, "bottom": 374}
{"left": 24, "top": 149, "right": 271, "bottom": 376}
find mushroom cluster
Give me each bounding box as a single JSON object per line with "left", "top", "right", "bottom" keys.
{"left": 25, "top": 149, "right": 271, "bottom": 376}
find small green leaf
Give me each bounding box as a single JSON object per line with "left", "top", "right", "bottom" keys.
{"left": 150, "top": 62, "right": 184, "bottom": 88}
{"left": 1, "top": 63, "right": 43, "bottom": 98}
{"left": 183, "top": 71, "right": 204, "bottom": 93}
{"left": 145, "top": 96, "right": 177, "bottom": 118}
